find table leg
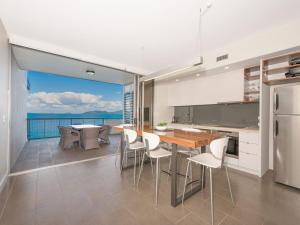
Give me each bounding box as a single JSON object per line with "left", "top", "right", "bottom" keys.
{"left": 171, "top": 143, "right": 178, "bottom": 207}
{"left": 120, "top": 132, "right": 124, "bottom": 172}
{"left": 171, "top": 145, "right": 207, "bottom": 207}
{"left": 201, "top": 146, "right": 206, "bottom": 189}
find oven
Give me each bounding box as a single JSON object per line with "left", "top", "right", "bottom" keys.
{"left": 212, "top": 130, "right": 239, "bottom": 158}
{"left": 226, "top": 133, "right": 239, "bottom": 158}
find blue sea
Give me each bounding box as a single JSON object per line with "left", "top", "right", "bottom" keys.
{"left": 27, "top": 113, "right": 123, "bottom": 140}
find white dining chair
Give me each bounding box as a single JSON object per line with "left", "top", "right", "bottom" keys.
{"left": 137, "top": 132, "right": 172, "bottom": 206}
{"left": 121, "top": 129, "right": 145, "bottom": 185}
{"left": 181, "top": 137, "right": 234, "bottom": 225}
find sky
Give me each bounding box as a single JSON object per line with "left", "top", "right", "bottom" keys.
{"left": 27, "top": 71, "right": 123, "bottom": 113}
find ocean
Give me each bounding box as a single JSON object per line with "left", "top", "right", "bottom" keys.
{"left": 27, "top": 113, "right": 123, "bottom": 139}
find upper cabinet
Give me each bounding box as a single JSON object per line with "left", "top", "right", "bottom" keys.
{"left": 263, "top": 51, "right": 300, "bottom": 85}
{"left": 167, "top": 69, "right": 244, "bottom": 106}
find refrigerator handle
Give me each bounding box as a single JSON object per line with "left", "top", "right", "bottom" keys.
{"left": 273, "top": 92, "right": 277, "bottom": 112}
{"left": 275, "top": 120, "right": 279, "bottom": 136}
{"left": 274, "top": 92, "right": 279, "bottom": 111}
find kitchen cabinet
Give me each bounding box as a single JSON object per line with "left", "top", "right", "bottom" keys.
{"left": 239, "top": 152, "right": 259, "bottom": 172}
{"left": 225, "top": 131, "right": 262, "bottom": 176}
{"left": 167, "top": 69, "right": 244, "bottom": 106}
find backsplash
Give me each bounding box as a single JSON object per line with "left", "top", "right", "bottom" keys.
{"left": 174, "top": 103, "right": 259, "bottom": 126}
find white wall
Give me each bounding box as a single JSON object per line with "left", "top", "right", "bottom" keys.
{"left": 0, "top": 19, "right": 10, "bottom": 191}
{"left": 259, "top": 78, "right": 270, "bottom": 174}
{"left": 153, "top": 80, "right": 173, "bottom": 125}
{"left": 10, "top": 54, "right": 27, "bottom": 169}
{"left": 201, "top": 18, "right": 300, "bottom": 72}
{"left": 167, "top": 69, "right": 244, "bottom": 106}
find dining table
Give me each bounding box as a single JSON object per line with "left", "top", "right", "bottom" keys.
{"left": 114, "top": 125, "right": 219, "bottom": 207}
{"left": 71, "top": 124, "right": 102, "bottom": 130}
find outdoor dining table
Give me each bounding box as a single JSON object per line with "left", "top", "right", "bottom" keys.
{"left": 114, "top": 125, "right": 219, "bottom": 207}
{"left": 71, "top": 124, "right": 102, "bottom": 130}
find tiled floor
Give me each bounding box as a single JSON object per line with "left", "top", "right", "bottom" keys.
{"left": 2, "top": 155, "right": 300, "bottom": 225}
{"left": 11, "top": 135, "right": 121, "bottom": 173}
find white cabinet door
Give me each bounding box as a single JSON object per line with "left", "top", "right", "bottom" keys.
{"left": 167, "top": 69, "right": 244, "bottom": 106}
{"left": 239, "top": 152, "right": 258, "bottom": 171}
{"left": 239, "top": 132, "right": 259, "bottom": 144}
{"left": 239, "top": 142, "right": 259, "bottom": 155}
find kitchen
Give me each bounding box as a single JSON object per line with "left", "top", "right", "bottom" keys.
{"left": 144, "top": 51, "right": 300, "bottom": 185}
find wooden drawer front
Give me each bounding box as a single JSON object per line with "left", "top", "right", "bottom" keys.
{"left": 239, "top": 142, "right": 259, "bottom": 155}
{"left": 239, "top": 132, "right": 259, "bottom": 144}
{"left": 239, "top": 152, "right": 258, "bottom": 171}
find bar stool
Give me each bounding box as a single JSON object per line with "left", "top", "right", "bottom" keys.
{"left": 181, "top": 137, "right": 234, "bottom": 225}
{"left": 121, "top": 129, "right": 145, "bottom": 185}
{"left": 137, "top": 132, "right": 172, "bottom": 206}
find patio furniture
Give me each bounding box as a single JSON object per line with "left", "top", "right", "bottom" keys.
{"left": 80, "top": 127, "right": 101, "bottom": 150}
{"left": 60, "top": 127, "right": 81, "bottom": 149}
{"left": 98, "top": 124, "right": 111, "bottom": 144}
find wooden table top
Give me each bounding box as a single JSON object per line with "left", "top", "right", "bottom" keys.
{"left": 113, "top": 125, "right": 219, "bottom": 148}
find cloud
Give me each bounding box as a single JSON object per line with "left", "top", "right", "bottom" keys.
{"left": 27, "top": 91, "right": 122, "bottom": 113}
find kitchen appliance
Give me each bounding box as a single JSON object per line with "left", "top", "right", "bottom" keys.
{"left": 274, "top": 84, "right": 300, "bottom": 189}
{"left": 213, "top": 130, "right": 239, "bottom": 158}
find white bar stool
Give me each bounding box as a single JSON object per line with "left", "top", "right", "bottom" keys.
{"left": 137, "top": 132, "right": 172, "bottom": 206}
{"left": 181, "top": 137, "right": 234, "bottom": 225}
{"left": 121, "top": 129, "right": 145, "bottom": 185}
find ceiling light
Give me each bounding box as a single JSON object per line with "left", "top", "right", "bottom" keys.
{"left": 225, "top": 66, "right": 230, "bottom": 70}
{"left": 196, "top": 73, "right": 200, "bottom": 77}
{"left": 175, "top": 79, "right": 179, "bottom": 82}
{"left": 86, "top": 69, "right": 95, "bottom": 76}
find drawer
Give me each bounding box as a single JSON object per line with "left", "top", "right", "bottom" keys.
{"left": 239, "top": 132, "right": 259, "bottom": 144}
{"left": 239, "top": 142, "right": 259, "bottom": 155}
{"left": 239, "top": 152, "right": 258, "bottom": 171}
{"left": 224, "top": 156, "right": 238, "bottom": 166}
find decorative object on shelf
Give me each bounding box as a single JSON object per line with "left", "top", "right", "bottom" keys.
{"left": 244, "top": 65, "right": 260, "bottom": 102}
{"left": 263, "top": 51, "right": 300, "bottom": 85}
{"left": 156, "top": 122, "right": 168, "bottom": 131}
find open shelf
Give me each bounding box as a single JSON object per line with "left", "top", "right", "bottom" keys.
{"left": 264, "top": 76, "right": 300, "bottom": 85}
{"left": 244, "top": 65, "right": 260, "bottom": 102}
{"left": 263, "top": 51, "right": 300, "bottom": 85}
{"left": 244, "top": 90, "right": 260, "bottom": 95}
{"left": 263, "top": 64, "right": 300, "bottom": 74}
{"left": 245, "top": 75, "right": 260, "bottom": 81}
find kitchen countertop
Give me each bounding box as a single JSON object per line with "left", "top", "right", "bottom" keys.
{"left": 168, "top": 123, "right": 259, "bottom": 133}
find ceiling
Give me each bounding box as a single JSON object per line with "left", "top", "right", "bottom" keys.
{"left": 1, "top": 0, "right": 300, "bottom": 75}
{"left": 12, "top": 45, "right": 134, "bottom": 85}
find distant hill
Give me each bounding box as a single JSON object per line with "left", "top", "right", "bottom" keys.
{"left": 83, "top": 110, "right": 122, "bottom": 115}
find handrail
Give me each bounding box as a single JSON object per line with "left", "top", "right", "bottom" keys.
{"left": 27, "top": 117, "right": 122, "bottom": 140}
{"left": 26, "top": 117, "right": 119, "bottom": 120}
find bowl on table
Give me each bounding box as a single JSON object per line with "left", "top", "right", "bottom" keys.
{"left": 155, "top": 126, "right": 168, "bottom": 131}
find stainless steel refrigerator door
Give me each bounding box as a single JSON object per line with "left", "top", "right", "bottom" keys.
{"left": 274, "top": 115, "right": 300, "bottom": 188}
{"left": 274, "top": 85, "right": 300, "bottom": 115}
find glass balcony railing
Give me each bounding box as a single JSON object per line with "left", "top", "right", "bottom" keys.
{"left": 27, "top": 117, "right": 123, "bottom": 140}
